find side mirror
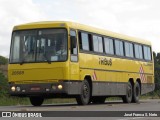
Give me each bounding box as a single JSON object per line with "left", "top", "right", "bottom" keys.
{"left": 70, "top": 36, "right": 77, "bottom": 48}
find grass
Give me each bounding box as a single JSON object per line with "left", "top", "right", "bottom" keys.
{"left": 140, "top": 91, "right": 160, "bottom": 99}
{"left": 44, "top": 98, "right": 76, "bottom": 104}
{"left": 0, "top": 93, "right": 159, "bottom": 106}
{"left": 0, "top": 93, "right": 76, "bottom": 106}
{"left": 0, "top": 95, "right": 30, "bottom": 106}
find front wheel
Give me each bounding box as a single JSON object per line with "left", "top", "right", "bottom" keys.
{"left": 30, "top": 96, "right": 44, "bottom": 106}
{"left": 122, "top": 82, "right": 132, "bottom": 103}
{"left": 132, "top": 82, "right": 140, "bottom": 103}
{"left": 76, "top": 79, "right": 91, "bottom": 105}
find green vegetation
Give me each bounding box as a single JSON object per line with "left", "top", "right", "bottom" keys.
{"left": 0, "top": 56, "right": 8, "bottom": 65}
{"left": 153, "top": 52, "right": 160, "bottom": 97}
{"left": 0, "top": 53, "right": 160, "bottom": 106}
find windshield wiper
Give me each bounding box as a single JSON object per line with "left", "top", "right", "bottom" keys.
{"left": 20, "top": 59, "right": 25, "bottom": 65}
{"left": 43, "top": 54, "right": 51, "bottom": 64}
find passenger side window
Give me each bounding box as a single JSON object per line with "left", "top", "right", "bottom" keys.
{"left": 104, "top": 37, "right": 114, "bottom": 54}
{"left": 93, "top": 35, "right": 103, "bottom": 53}
{"left": 124, "top": 42, "right": 133, "bottom": 58}
{"left": 115, "top": 39, "right": 124, "bottom": 56}
{"left": 81, "top": 32, "right": 89, "bottom": 51}
{"left": 143, "top": 46, "right": 151, "bottom": 60}
{"left": 134, "top": 44, "right": 143, "bottom": 59}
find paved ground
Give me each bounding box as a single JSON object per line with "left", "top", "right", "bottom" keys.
{"left": 0, "top": 99, "right": 159, "bottom": 120}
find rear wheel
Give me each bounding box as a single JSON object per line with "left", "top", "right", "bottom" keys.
{"left": 132, "top": 82, "right": 140, "bottom": 103}
{"left": 91, "top": 96, "right": 106, "bottom": 104}
{"left": 122, "top": 82, "right": 133, "bottom": 103}
{"left": 30, "top": 96, "right": 44, "bottom": 106}
{"left": 76, "top": 79, "right": 91, "bottom": 105}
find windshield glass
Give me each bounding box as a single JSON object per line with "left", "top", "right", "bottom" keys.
{"left": 10, "top": 29, "right": 67, "bottom": 63}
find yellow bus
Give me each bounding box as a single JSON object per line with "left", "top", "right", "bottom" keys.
{"left": 8, "top": 21, "right": 154, "bottom": 106}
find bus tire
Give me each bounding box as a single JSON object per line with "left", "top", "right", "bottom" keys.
{"left": 122, "top": 82, "right": 132, "bottom": 103}
{"left": 29, "top": 96, "right": 44, "bottom": 106}
{"left": 76, "top": 79, "right": 91, "bottom": 105}
{"left": 91, "top": 96, "right": 106, "bottom": 104}
{"left": 132, "top": 82, "right": 140, "bottom": 103}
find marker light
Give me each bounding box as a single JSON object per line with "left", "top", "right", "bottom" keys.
{"left": 16, "top": 86, "right": 21, "bottom": 92}
{"left": 52, "top": 85, "right": 56, "bottom": 90}
{"left": 46, "top": 88, "right": 50, "bottom": 92}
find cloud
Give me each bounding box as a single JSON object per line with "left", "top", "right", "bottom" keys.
{"left": 0, "top": 0, "right": 160, "bottom": 57}
{"left": 32, "top": 0, "right": 122, "bottom": 31}
{"left": 39, "top": 0, "right": 159, "bottom": 52}
{"left": 0, "top": 0, "right": 47, "bottom": 57}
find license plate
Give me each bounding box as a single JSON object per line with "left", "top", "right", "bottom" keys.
{"left": 30, "top": 87, "right": 41, "bottom": 91}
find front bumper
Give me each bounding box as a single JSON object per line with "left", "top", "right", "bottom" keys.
{"left": 9, "top": 81, "right": 82, "bottom": 97}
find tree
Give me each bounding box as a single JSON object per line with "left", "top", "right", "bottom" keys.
{"left": 154, "top": 52, "right": 160, "bottom": 91}
{"left": 156, "top": 53, "right": 160, "bottom": 65}
{"left": 0, "top": 56, "right": 8, "bottom": 65}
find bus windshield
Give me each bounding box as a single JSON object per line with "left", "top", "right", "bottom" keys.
{"left": 10, "top": 29, "right": 67, "bottom": 63}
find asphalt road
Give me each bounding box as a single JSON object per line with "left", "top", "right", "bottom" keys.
{"left": 0, "top": 99, "right": 159, "bottom": 120}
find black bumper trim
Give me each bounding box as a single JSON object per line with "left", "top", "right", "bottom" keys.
{"left": 9, "top": 81, "right": 82, "bottom": 97}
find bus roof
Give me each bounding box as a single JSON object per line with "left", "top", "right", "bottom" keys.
{"left": 13, "top": 21, "right": 151, "bottom": 46}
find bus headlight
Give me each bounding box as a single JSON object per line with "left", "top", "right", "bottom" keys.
{"left": 58, "top": 85, "right": 63, "bottom": 90}
{"left": 11, "top": 86, "right": 16, "bottom": 92}
{"left": 16, "top": 86, "right": 21, "bottom": 92}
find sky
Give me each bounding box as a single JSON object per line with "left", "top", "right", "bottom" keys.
{"left": 0, "top": 0, "right": 160, "bottom": 57}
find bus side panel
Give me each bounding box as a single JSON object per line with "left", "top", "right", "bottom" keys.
{"left": 79, "top": 53, "right": 127, "bottom": 96}
{"left": 79, "top": 52, "right": 154, "bottom": 96}
{"left": 141, "top": 83, "right": 155, "bottom": 95}
{"left": 92, "top": 82, "right": 127, "bottom": 96}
